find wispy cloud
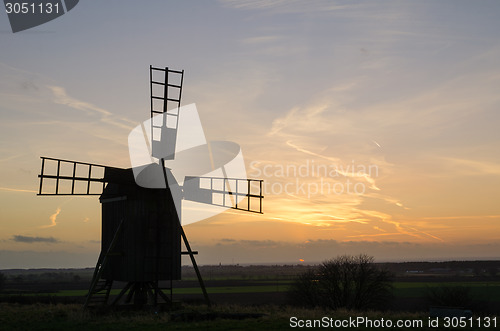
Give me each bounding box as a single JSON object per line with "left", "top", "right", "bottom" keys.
{"left": 0, "top": 187, "right": 37, "bottom": 193}
{"left": 241, "top": 35, "right": 280, "bottom": 45}
{"left": 440, "top": 157, "right": 500, "bottom": 176}
{"left": 422, "top": 215, "right": 500, "bottom": 220}
{"left": 49, "top": 207, "right": 61, "bottom": 226}
{"left": 47, "top": 85, "right": 136, "bottom": 131}
{"left": 285, "top": 140, "right": 338, "bottom": 163}
{"left": 12, "top": 235, "right": 60, "bottom": 244}
{"left": 284, "top": 140, "right": 379, "bottom": 190}
{"left": 363, "top": 192, "right": 408, "bottom": 209}
{"left": 0, "top": 154, "right": 24, "bottom": 163}
{"left": 0, "top": 63, "right": 134, "bottom": 153}
{"left": 40, "top": 207, "right": 61, "bottom": 228}
{"left": 219, "top": 0, "right": 353, "bottom": 13}
{"left": 194, "top": 238, "right": 500, "bottom": 264}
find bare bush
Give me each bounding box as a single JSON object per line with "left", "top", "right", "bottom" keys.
{"left": 426, "top": 285, "right": 475, "bottom": 309}
{"left": 0, "top": 272, "right": 6, "bottom": 292}
{"left": 288, "top": 254, "right": 393, "bottom": 310}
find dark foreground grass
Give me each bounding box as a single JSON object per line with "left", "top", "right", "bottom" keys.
{"left": 0, "top": 303, "right": 497, "bottom": 331}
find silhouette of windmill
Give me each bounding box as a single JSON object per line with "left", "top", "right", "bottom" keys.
{"left": 37, "top": 66, "right": 264, "bottom": 308}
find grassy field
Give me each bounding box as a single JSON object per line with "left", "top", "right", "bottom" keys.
{"left": 3, "top": 302, "right": 495, "bottom": 331}
{"left": 1, "top": 264, "right": 499, "bottom": 329}
{"left": 393, "top": 281, "right": 500, "bottom": 301}
{"left": 4, "top": 280, "right": 500, "bottom": 302}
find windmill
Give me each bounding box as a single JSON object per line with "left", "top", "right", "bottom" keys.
{"left": 37, "top": 66, "right": 264, "bottom": 308}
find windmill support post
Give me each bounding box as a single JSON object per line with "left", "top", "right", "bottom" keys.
{"left": 180, "top": 227, "right": 211, "bottom": 307}
{"left": 161, "top": 158, "right": 211, "bottom": 307}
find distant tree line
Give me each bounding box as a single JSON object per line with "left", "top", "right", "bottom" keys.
{"left": 1, "top": 271, "right": 86, "bottom": 284}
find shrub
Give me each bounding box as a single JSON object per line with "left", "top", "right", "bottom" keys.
{"left": 288, "top": 254, "right": 393, "bottom": 310}
{"left": 0, "top": 272, "right": 6, "bottom": 292}
{"left": 426, "top": 285, "right": 475, "bottom": 309}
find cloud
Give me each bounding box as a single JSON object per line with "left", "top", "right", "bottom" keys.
{"left": 240, "top": 239, "right": 279, "bottom": 247}
{"left": 0, "top": 154, "right": 24, "bottom": 163}
{"left": 12, "top": 235, "right": 60, "bottom": 244}
{"left": 284, "top": 140, "right": 339, "bottom": 163}
{"left": 196, "top": 238, "right": 500, "bottom": 264}
{"left": 219, "top": 0, "right": 353, "bottom": 13}
{"left": 0, "top": 250, "right": 96, "bottom": 269}
{"left": 440, "top": 157, "right": 500, "bottom": 176}
{"left": 40, "top": 207, "right": 61, "bottom": 228}
{"left": 0, "top": 187, "right": 37, "bottom": 193}
{"left": 49, "top": 207, "right": 61, "bottom": 226}
{"left": 281, "top": 140, "right": 380, "bottom": 190}
{"left": 0, "top": 63, "right": 134, "bottom": 152}
{"left": 219, "top": 238, "right": 236, "bottom": 242}
{"left": 47, "top": 85, "right": 136, "bottom": 131}
{"left": 49, "top": 86, "right": 111, "bottom": 116}
{"left": 241, "top": 35, "right": 280, "bottom": 45}
{"left": 422, "top": 215, "right": 500, "bottom": 220}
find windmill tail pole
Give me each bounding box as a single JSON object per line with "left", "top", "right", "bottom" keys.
{"left": 180, "top": 227, "right": 211, "bottom": 307}
{"left": 160, "top": 158, "right": 211, "bottom": 307}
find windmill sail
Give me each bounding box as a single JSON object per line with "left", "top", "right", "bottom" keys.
{"left": 183, "top": 176, "right": 263, "bottom": 213}
{"left": 37, "top": 157, "right": 133, "bottom": 196}
{"left": 150, "top": 66, "right": 183, "bottom": 160}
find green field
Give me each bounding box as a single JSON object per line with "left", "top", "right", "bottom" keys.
{"left": 35, "top": 284, "right": 290, "bottom": 297}
{"left": 2, "top": 264, "right": 500, "bottom": 330}
{"left": 4, "top": 280, "right": 500, "bottom": 301}
{"left": 393, "top": 281, "right": 500, "bottom": 301}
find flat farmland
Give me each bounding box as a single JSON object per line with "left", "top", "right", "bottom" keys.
{"left": 2, "top": 266, "right": 500, "bottom": 310}
{"left": 1, "top": 262, "right": 499, "bottom": 330}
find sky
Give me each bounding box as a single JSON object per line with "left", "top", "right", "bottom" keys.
{"left": 1, "top": 0, "right": 500, "bottom": 268}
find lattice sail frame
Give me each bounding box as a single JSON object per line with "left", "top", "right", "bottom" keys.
{"left": 184, "top": 176, "right": 263, "bottom": 214}
{"left": 150, "top": 66, "right": 184, "bottom": 160}
{"left": 38, "top": 157, "right": 108, "bottom": 195}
